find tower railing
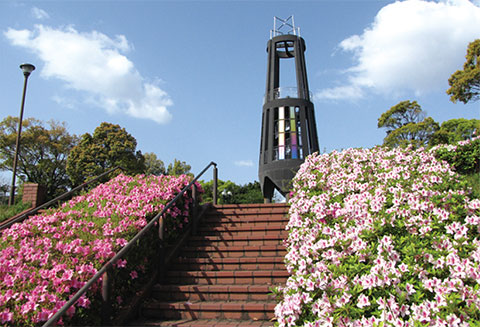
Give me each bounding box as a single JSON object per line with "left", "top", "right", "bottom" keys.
{"left": 264, "top": 87, "right": 313, "bottom": 104}
{"left": 270, "top": 15, "right": 300, "bottom": 39}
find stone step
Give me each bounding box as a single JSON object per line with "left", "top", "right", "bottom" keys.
{"left": 165, "top": 270, "right": 289, "bottom": 285}
{"left": 171, "top": 257, "right": 286, "bottom": 271}
{"left": 152, "top": 284, "right": 275, "bottom": 302}
{"left": 141, "top": 300, "right": 276, "bottom": 321}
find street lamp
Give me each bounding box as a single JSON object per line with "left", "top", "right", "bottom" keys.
{"left": 8, "top": 63, "right": 35, "bottom": 206}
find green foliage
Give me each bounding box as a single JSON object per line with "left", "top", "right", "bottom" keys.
{"left": 0, "top": 116, "right": 78, "bottom": 200}
{"left": 378, "top": 104, "right": 480, "bottom": 150}
{"left": 377, "top": 100, "right": 424, "bottom": 133}
{"left": 430, "top": 118, "right": 480, "bottom": 146}
{"left": 234, "top": 181, "right": 264, "bottom": 204}
{"left": 166, "top": 158, "right": 191, "bottom": 176}
{"left": 199, "top": 179, "right": 263, "bottom": 204}
{"left": 378, "top": 101, "right": 439, "bottom": 149}
{"left": 66, "top": 122, "right": 145, "bottom": 186}
{"left": 143, "top": 152, "right": 165, "bottom": 176}
{"left": 0, "top": 201, "right": 31, "bottom": 223}
{"left": 383, "top": 117, "right": 439, "bottom": 148}
{"left": 465, "top": 173, "right": 480, "bottom": 199}
{"left": 447, "top": 39, "right": 480, "bottom": 104}
{"left": 433, "top": 137, "right": 480, "bottom": 175}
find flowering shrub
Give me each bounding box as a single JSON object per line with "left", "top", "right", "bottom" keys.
{"left": 275, "top": 146, "right": 480, "bottom": 326}
{"left": 0, "top": 173, "right": 201, "bottom": 326}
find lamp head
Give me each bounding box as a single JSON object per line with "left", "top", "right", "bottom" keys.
{"left": 19, "top": 63, "right": 35, "bottom": 76}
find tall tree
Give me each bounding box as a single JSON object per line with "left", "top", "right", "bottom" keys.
{"left": 377, "top": 100, "right": 425, "bottom": 134}
{"left": 0, "top": 116, "right": 78, "bottom": 199}
{"left": 447, "top": 39, "right": 480, "bottom": 104}
{"left": 144, "top": 152, "right": 166, "bottom": 176}
{"left": 378, "top": 101, "right": 439, "bottom": 148}
{"left": 166, "top": 159, "right": 191, "bottom": 176}
{"left": 66, "top": 122, "right": 145, "bottom": 186}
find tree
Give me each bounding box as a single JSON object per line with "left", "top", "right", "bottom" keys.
{"left": 234, "top": 181, "right": 264, "bottom": 204}
{"left": 447, "top": 39, "right": 480, "bottom": 104}
{"left": 378, "top": 101, "right": 439, "bottom": 148}
{"left": 144, "top": 152, "right": 165, "bottom": 176}
{"left": 430, "top": 118, "right": 480, "bottom": 146}
{"left": 199, "top": 179, "right": 263, "bottom": 204}
{"left": 66, "top": 122, "right": 145, "bottom": 186}
{"left": 0, "top": 116, "right": 78, "bottom": 200}
{"left": 383, "top": 117, "right": 439, "bottom": 148}
{"left": 377, "top": 100, "right": 425, "bottom": 134}
{"left": 166, "top": 159, "right": 191, "bottom": 176}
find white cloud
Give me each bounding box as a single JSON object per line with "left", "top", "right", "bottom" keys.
{"left": 234, "top": 160, "right": 254, "bottom": 167}
{"left": 4, "top": 25, "right": 173, "bottom": 124}
{"left": 316, "top": 0, "right": 480, "bottom": 101}
{"left": 31, "top": 7, "right": 50, "bottom": 20}
{"left": 52, "top": 95, "right": 76, "bottom": 110}
{"left": 314, "top": 85, "right": 364, "bottom": 101}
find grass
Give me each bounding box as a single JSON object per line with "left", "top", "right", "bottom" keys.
{"left": 0, "top": 201, "right": 32, "bottom": 223}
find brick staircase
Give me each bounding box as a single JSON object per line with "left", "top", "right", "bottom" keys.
{"left": 131, "top": 203, "right": 289, "bottom": 326}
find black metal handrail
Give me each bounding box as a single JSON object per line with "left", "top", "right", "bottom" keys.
{"left": 42, "top": 161, "right": 218, "bottom": 327}
{"left": 1, "top": 166, "right": 125, "bottom": 230}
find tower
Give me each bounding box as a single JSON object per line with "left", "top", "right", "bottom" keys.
{"left": 259, "top": 16, "right": 319, "bottom": 201}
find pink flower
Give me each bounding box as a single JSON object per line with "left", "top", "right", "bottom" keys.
{"left": 130, "top": 270, "right": 138, "bottom": 279}
{"left": 0, "top": 310, "right": 13, "bottom": 323}
{"left": 356, "top": 294, "right": 370, "bottom": 308}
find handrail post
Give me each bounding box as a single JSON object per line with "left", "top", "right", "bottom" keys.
{"left": 213, "top": 164, "right": 218, "bottom": 205}
{"left": 192, "top": 184, "right": 198, "bottom": 235}
{"left": 157, "top": 216, "right": 165, "bottom": 280}
{"left": 101, "top": 267, "right": 112, "bottom": 325}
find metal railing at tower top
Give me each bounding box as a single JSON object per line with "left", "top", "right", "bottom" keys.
{"left": 270, "top": 16, "right": 301, "bottom": 39}
{"left": 42, "top": 161, "right": 218, "bottom": 327}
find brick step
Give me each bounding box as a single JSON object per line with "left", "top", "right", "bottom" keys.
{"left": 152, "top": 284, "right": 275, "bottom": 302}
{"left": 141, "top": 300, "right": 276, "bottom": 321}
{"left": 205, "top": 212, "right": 288, "bottom": 221}
{"left": 198, "top": 224, "right": 286, "bottom": 233}
{"left": 165, "top": 270, "right": 289, "bottom": 285}
{"left": 179, "top": 245, "right": 286, "bottom": 258}
{"left": 130, "top": 318, "right": 275, "bottom": 326}
{"left": 128, "top": 203, "right": 290, "bottom": 327}
{"left": 197, "top": 224, "right": 286, "bottom": 236}
{"left": 188, "top": 234, "right": 287, "bottom": 247}
{"left": 211, "top": 203, "right": 288, "bottom": 211}
{"left": 202, "top": 215, "right": 289, "bottom": 225}
{"left": 171, "top": 257, "right": 285, "bottom": 271}
{"left": 207, "top": 207, "right": 288, "bottom": 218}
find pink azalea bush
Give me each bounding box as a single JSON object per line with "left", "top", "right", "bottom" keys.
{"left": 275, "top": 145, "right": 480, "bottom": 327}
{"left": 0, "top": 173, "right": 201, "bottom": 326}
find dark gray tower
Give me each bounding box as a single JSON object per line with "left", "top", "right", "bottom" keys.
{"left": 259, "top": 16, "right": 319, "bottom": 201}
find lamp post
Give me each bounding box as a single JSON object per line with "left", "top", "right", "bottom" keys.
{"left": 8, "top": 63, "right": 35, "bottom": 206}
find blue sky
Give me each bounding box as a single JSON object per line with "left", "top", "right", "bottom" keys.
{"left": 1, "top": 0, "right": 479, "bottom": 186}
